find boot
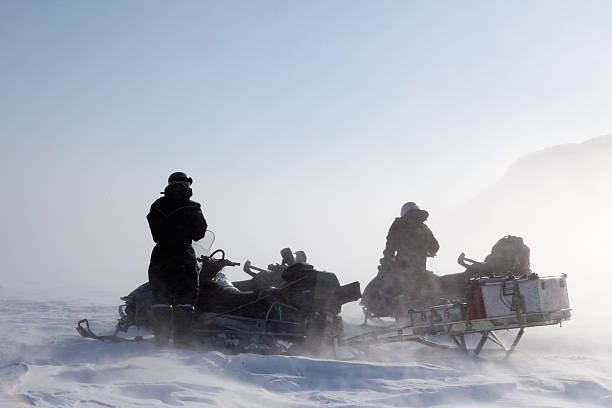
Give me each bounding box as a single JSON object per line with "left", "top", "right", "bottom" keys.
{"left": 151, "top": 304, "right": 172, "bottom": 346}
{"left": 173, "top": 304, "right": 194, "bottom": 346}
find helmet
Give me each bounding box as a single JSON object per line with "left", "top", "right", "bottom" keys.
{"left": 168, "top": 172, "right": 193, "bottom": 187}
{"left": 400, "top": 201, "right": 419, "bottom": 217}
{"left": 294, "top": 251, "right": 307, "bottom": 264}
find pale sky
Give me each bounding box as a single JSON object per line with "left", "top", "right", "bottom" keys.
{"left": 1, "top": 1, "right": 612, "bottom": 292}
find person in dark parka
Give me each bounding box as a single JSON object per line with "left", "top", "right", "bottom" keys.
{"left": 381, "top": 202, "right": 439, "bottom": 273}
{"left": 362, "top": 202, "right": 440, "bottom": 316}
{"left": 147, "top": 171, "right": 207, "bottom": 345}
{"left": 383, "top": 202, "right": 439, "bottom": 307}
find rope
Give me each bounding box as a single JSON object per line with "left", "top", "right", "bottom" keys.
{"left": 202, "top": 275, "right": 307, "bottom": 325}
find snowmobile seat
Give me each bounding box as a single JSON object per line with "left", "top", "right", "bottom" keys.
{"left": 282, "top": 263, "right": 343, "bottom": 313}
{"left": 197, "top": 275, "right": 284, "bottom": 317}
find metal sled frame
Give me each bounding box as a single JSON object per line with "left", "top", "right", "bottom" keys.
{"left": 76, "top": 318, "right": 148, "bottom": 342}
{"left": 339, "top": 309, "right": 571, "bottom": 358}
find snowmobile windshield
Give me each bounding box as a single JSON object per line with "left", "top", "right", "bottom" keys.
{"left": 193, "top": 230, "right": 215, "bottom": 258}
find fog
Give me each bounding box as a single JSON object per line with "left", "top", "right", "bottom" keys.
{"left": 431, "top": 135, "right": 612, "bottom": 320}
{"left": 2, "top": 135, "right": 610, "bottom": 322}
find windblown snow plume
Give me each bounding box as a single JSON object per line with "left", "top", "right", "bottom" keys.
{"left": 1, "top": 287, "right": 612, "bottom": 407}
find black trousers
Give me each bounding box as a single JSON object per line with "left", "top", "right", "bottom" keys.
{"left": 148, "top": 245, "right": 197, "bottom": 305}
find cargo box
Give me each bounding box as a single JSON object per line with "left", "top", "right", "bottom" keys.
{"left": 480, "top": 275, "right": 570, "bottom": 318}
{"left": 408, "top": 302, "right": 464, "bottom": 326}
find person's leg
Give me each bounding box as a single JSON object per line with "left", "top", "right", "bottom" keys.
{"left": 149, "top": 259, "right": 173, "bottom": 346}
{"left": 171, "top": 257, "right": 197, "bottom": 345}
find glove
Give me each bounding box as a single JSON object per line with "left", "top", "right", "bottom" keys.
{"left": 377, "top": 258, "right": 392, "bottom": 274}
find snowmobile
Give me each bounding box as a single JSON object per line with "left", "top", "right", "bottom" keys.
{"left": 77, "top": 248, "right": 361, "bottom": 355}
{"left": 360, "top": 268, "right": 467, "bottom": 322}
{"left": 361, "top": 235, "right": 533, "bottom": 322}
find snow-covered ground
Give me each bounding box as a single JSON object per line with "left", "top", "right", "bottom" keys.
{"left": 1, "top": 284, "right": 611, "bottom": 408}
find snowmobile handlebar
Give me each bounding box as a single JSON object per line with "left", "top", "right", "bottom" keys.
{"left": 457, "top": 252, "right": 482, "bottom": 268}
{"left": 197, "top": 255, "right": 240, "bottom": 267}
{"left": 197, "top": 249, "right": 241, "bottom": 269}
{"left": 198, "top": 252, "right": 240, "bottom": 281}
{"left": 243, "top": 259, "right": 270, "bottom": 278}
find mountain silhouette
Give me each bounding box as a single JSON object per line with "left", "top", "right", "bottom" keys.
{"left": 434, "top": 135, "right": 612, "bottom": 311}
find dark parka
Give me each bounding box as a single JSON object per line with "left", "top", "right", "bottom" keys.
{"left": 147, "top": 186, "right": 207, "bottom": 305}
{"left": 382, "top": 208, "right": 439, "bottom": 272}
{"left": 362, "top": 208, "right": 441, "bottom": 315}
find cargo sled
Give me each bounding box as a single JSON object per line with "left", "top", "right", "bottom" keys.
{"left": 343, "top": 272, "right": 571, "bottom": 358}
